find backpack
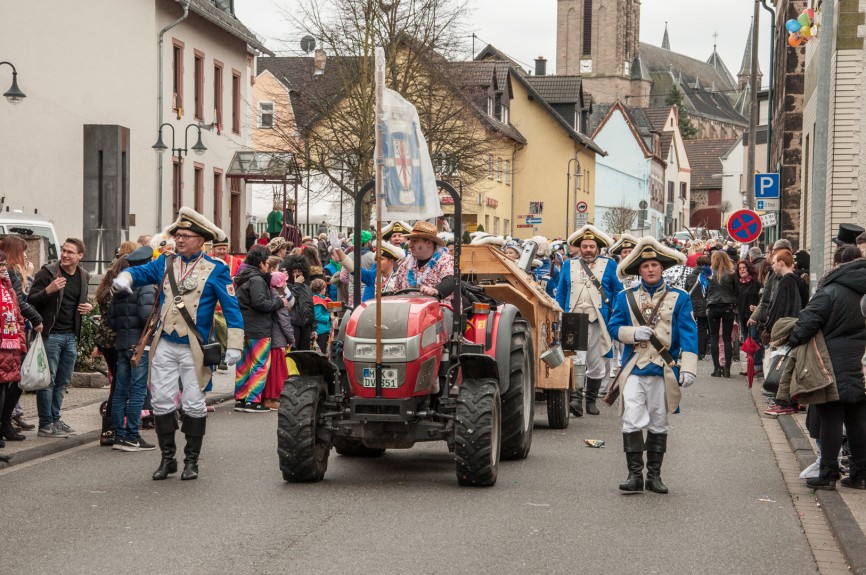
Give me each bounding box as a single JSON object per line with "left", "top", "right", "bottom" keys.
{"left": 289, "top": 283, "right": 314, "bottom": 327}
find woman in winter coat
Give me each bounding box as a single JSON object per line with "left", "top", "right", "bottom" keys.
{"left": 705, "top": 250, "right": 738, "bottom": 377}
{"left": 787, "top": 255, "right": 866, "bottom": 490}
{"left": 736, "top": 259, "right": 762, "bottom": 375}
{"left": 0, "top": 249, "right": 28, "bottom": 461}
{"left": 262, "top": 272, "right": 295, "bottom": 410}
{"left": 684, "top": 255, "right": 712, "bottom": 360}
{"left": 106, "top": 246, "right": 157, "bottom": 451}
{"left": 234, "top": 245, "right": 290, "bottom": 413}
{"left": 284, "top": 253, "right": 315, "bottom": 351}
{"left": 0, "top": 236, "right": 41, "bottom": 439}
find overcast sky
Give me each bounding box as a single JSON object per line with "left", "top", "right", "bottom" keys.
{"left": 235, "top": 0, "right": 772, "bottom": 86}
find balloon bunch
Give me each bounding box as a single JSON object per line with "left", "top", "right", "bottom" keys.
{"left": 786, "top": 8, "right": 817, "bottom": 47}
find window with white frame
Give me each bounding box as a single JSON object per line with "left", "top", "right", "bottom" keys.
{"left": 487, "top": 96, "right": 494, "bottom": 117}
{"left": 259, "top": 101, "right": 274, "bottom": 128}
{"left": 496, "top": 158, "right": 502, "bottom": 182}
{"left": 487, "top": 155, "right": 493, "bottom": 178}
{"left": 505, "top": 160, "right": 511, "bottom": 185}
{"left": 500, "top": 105, "right": 509, "bottom": 124}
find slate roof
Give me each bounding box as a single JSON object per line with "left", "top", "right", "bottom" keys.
{"left": 525, "top": 76, "right": 582, "bottom": 104}
{"left": 258, "top": 56, "right": 350, "bottom": 131}
{"left": 643, "top": 106, "right": 673, "bottom": 131}
{"left": 683, "top": 139, "right": 737, "bottom": 189}
{"left": 447, "top": 61, "right": 527, "bottom": 144}
{"left": 640, "top": 42, "right": 747, "bottom": 127}
{"left": 188, "top": 0, "right": 272, "bottom": 55}
{"left": 589, "top": 102, "right": 658, "bottom": 159}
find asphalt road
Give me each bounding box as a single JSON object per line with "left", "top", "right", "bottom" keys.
{"left": 0, "top": 359, "right": 816, "bottom": 575}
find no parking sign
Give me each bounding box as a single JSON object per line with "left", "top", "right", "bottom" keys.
{"left": 726, "top": 209, "right": 763, "bottom": 244}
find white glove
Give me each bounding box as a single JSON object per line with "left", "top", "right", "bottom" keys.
{"left": 224, "top": 348, "right": 242, "bottom": 366}
{"left": 329, "top": 231, "right": 342, "bottom": 251}
{"left": 112, "top": 272, "right": 133, "bottom": 294}
{"left": 679, "top": 371, "right": 696, "bottom": 388}
{"left": 634, "top": 326, "right": 653, "bottom": 342}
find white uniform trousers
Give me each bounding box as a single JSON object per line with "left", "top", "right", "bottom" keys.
{"left": 150, "top": 339, "right": 207, "bottom": 418}
{"left": 572, "top": 320, "right": 608, "bottom": 380}
{"left": 621, "top": 373, "right": 669, "bottom": 434}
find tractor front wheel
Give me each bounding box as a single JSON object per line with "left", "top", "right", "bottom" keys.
{"left": 277, "top": 375, "right": 330, "bottom": 482}
{"left": 454, "top": 379, "right": 501, "bottom": 487}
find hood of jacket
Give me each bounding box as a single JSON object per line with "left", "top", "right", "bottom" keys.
{"left": 234, "top": 265, "right": 266, "bottom": 288}
{"left": 823, "top": 258, "right": 866, "bottom": 295}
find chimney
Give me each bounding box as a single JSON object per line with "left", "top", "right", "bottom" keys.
{"left": 534, "top": 56, "right": 547, "bottom": 76}
{"left": 314, "top": 49, "right": 327, "bottom": 76}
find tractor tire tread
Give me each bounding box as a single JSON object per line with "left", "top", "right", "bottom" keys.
{"left": 277, "top": 375, "right": 330, "bottom": 482}
{"left": 455, "top": 379, "right": 500, "bottom": 487}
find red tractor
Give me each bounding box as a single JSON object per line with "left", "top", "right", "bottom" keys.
{"left": 276, "top": 182, "right": 535, "bottom": 486}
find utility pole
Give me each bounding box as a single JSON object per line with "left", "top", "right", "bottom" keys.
{"left": 745, "top": 4, "right": 760, "bottom": 211}
{"left": 811, "top": 0, "right": 835, "bottom": 286}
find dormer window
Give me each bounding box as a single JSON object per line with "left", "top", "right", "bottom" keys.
{"left": 487, "top": 96, "right": 494, "bottom": 117}
{"left": 500, "top": 105, "right": 509, "bottom": 124}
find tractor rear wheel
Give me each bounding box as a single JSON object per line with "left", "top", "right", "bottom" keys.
{"left": 500, "top": 320, "right": 534, "bottom": 460}
{"left": 277, "top": 375, "right": 330, "bottom": 482}
{"left": 333, "top": 438, "right": 385, "bottom": 458}
{"left": 455, "top": 379, "right": 501, "bottom": 487}
{"left": 546, "top": 389, "right": 570, "bottom": 429}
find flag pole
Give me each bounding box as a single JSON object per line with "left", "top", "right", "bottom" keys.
{"left": 374, "top": 47, "right": 385, "bottom": 394}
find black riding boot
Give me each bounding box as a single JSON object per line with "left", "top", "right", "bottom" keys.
{"left": 152, "top": 413, "right": 179, "bottom": 481}
{"left": 585, "top": 378, "right": 602, "bottom": 415}
{"left": 619, "top": 431, "right": 645, "bottom": 492}
{"left": 841, "top": 461, "right": 866, "bottom": 490}
{"left": 645, "top": 432, "right": 669, "bottom": 494}
{"left": 569, "top": 387, "right": 584, "bottom": 417}
{"left": 180, "top": 414, "right": 207, "bottom": 481}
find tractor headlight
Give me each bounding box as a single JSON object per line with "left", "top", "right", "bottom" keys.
{"left": 352, "top": 343, "right": 407, "bottom": 360}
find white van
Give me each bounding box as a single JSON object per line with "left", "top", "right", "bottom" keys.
{"left": 0, "top": 213, "right": 61, "bottom": 262}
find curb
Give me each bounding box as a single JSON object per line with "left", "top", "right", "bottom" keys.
{"left": 0, "top": 392, "right": 234, "bottom": 470}
{"left": 777, "top": 414, "right": 866, "bottom": 575}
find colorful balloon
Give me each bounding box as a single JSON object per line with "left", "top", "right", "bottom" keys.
{"left": 786, "top": 19, "right": 801, "bottom": 33}
{"left": 804, "top": 8, "right": 815, "bottom": 20}
{"left": 798, "top": 13, "right": 811, "bottom": 27}
{"left": 800, "top": 25, "right": 811, "bottom": 38}
{"left": 788, "top": 33, "right": 803, "bottom": 48}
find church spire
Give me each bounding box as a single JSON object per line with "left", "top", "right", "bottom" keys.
{"left": 737, "top": 17, "right": 762, "bottom": 90}
{"left": 662, "top": 21, "right": 670, "bottom": 50}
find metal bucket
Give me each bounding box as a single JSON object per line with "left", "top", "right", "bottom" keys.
{"left": 540, "top": 344, "right": 566, "bottom": 368}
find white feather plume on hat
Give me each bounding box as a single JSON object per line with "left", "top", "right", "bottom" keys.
{"left": 530, "top": 235, "right": 550, "bottom": 257}
{"left": 567, "top": 224, "right": 614, "bottom": 248}
{"left": 616, "top": 236, "right": 686, "bottom": 280}
{"left": 471, "top": 232, "right": 506, "bottom": 247}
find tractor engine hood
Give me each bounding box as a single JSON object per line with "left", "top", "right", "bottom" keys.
{"left": 343, "top": 297, "right": 447, "bottom": 362}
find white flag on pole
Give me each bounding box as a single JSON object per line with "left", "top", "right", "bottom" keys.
{"left": 377, "top": 72, "right": 443, "bottom": 222}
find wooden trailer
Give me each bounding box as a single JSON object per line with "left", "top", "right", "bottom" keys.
{"left": 460, "top": 244, "right": 573, "bottom": 428}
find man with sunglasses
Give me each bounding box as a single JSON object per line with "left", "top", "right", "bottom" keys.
{"left": 113, "top": 208, "right": 243, "bottom": 481}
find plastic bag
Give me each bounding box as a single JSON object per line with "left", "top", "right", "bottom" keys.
{"left": 20, "top": 336, "right": 51, "bottom": 392}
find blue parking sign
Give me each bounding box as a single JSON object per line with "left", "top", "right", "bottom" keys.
{"left": 754, "top": 173, "right": 780, "bottom": 199}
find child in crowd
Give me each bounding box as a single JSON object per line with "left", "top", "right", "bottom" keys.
{"left": 262, "top": 272, "right": 294, "bottom": 410}
{"left": 311, "top": 278, "right": 333, "bottom": 353}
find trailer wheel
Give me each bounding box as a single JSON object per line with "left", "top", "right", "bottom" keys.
{"left": 333, "top": 438, "right": 385, "bottom": 458}
{"left": 455, "top": 379, "right": 501, "bottom": 487}
{"left": 277, "top": 375, "right": 330, "bottom": 482}
{"left": 500, "top": 320, "right": 534, "bottom": 460}
{"left": 546, "top": 389, "right": 570, "bottom": 429}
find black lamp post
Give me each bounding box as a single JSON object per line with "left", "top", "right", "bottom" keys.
{"left": 0, "top": 61, "right": 26, "bottom": 104}
{"left": 152, "top": 123, "right": 207, "bottom": 213}
{"left": 566, "top": 157, "right": 582, "bottom": 236}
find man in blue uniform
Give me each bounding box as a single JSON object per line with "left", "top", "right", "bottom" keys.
{"left": 556, "top": 225, "right": 622, "bottom": 416}
{"left": 608, "top": 237, "right": 698, "bottom": 494}
{"left": 113, "top": 208, "right": 244, "bottom": 481}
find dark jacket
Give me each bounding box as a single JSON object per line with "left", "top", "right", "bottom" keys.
{"left": 8, "top": 267, "right": 42, "bottom": 327}
{"left": 106, "top": 284, "right": 156, "bottom": 351}
{"left": 788, "top": 259, "right": 866, "bottom": 403}
{"left": 684, "top": 268, "right": 709, "bottom": 317}
{"left": 705, "top": 270, "right": 738, "bottom": 308}
{"left": 288, "top": 282, "right": 314, "bottom": 327}
{"left": 27, "top": 262, "right": 91, "bottom": 339}
{"left": 235, "top": 266, "right": 283, "bottom": 339}
{"left": 271, "top": 306, "right": 295, "bottom": 349}
{"left": 736, "top": 278, "right": 761, "bottom": 326}
{"left": 765, "top": 272, "right": 809, "bottom": 335}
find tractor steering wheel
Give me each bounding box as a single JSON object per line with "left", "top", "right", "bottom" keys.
{"left": 390, "top": 288, "right": 439, "bottom": 299}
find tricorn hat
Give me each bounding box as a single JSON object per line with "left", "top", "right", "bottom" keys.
{"left": 125, "top": 245, "right": 154, "bottom": 266}
{"left": 609, "top": 233, "right": 639, "bottom": 256}
{"left": 471, "top": 232, "right": 506, "bottom": 247}
{"left": 833, "top": 223, "right": 865, "bottom": 246}
{"left": 617, "top": 237, "right": 686, "bottom": 280}
{"left": 381, "top": 220, "right": 412, "bottom": 241}
{"left": 567, "top": 224, "right": 614, "bottom": 249}
{"left": 406, "top": 221, "right": 444, "bottom": 246}
{"left": 374, "top": 241, "right": 406, "bottom": 261}
{"left": 167, "top": 207, "right": 224, "bottom": 243}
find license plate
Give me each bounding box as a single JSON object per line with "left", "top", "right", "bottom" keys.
{"left": 362, "top": 368, "right": 399, "bottom": 388}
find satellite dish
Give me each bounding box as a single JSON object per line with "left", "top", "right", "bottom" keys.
{"left": 300, "top": 35, "right": 316, "bottom": 54}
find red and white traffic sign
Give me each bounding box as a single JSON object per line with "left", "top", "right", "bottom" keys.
{"left": 576, "top": 201, "right": 588, "bottom": 213}
{"left": 727, "top": 209, "right": 763, "bottom": 243}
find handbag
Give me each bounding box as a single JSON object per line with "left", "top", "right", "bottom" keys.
{"left": 20, "top": 333, "right": 51, "bottom": 392}
{"left": 167, "top": 260, "right": 223, "bottom": 367}
{"left": 763, "top": 347, "right": 791, "bottom": 394}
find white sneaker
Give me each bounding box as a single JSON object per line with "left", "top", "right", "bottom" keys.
{"left": 799, "top": 459, "right": 820, "bottom": 479}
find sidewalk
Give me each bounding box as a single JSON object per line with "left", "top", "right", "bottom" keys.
{"left": 0, "top": 369, "right": 236, "bottom": 467}
{"left": 749, "top": 370, "right": 866, "bottom": 575}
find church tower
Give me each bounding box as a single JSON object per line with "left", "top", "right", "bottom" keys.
{"left": 556, "top": 0, "right": 649, "bottom": 105}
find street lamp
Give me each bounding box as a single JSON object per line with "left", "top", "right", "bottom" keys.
{"left": 0, "top": 61, "right": 26, "bottom": 104}
{"left": 566, "top": 158, "right": 583, "bottom": 236}
{"left": 153, "top": 122, "right": 207, "bottom": 215}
